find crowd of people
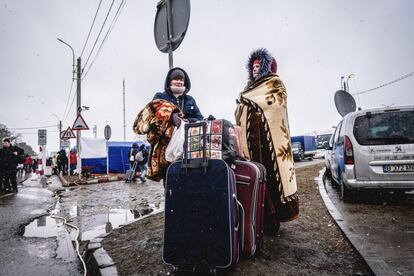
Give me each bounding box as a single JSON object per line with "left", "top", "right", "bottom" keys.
{"left": 54, "top": 149, "right": 78, "bottom": 176}
{"left": 0, "top": 138, "right": 84, "bottom": 194}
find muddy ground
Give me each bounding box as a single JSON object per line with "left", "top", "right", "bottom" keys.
{"left": 101, "top": 163, "right": 372, "bottom": 275}
{"left": 57, "top": 180, "right": 165, "bottom": 242}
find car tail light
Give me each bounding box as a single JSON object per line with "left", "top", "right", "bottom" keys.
{"left": 344, "top": 135, "right": 354, "bottom": 165}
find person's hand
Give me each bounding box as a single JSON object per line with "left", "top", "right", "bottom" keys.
{"left": 171, "top": 112, "right": 182, "bottom": 127}
{"left": 13, "top": 152, "right": 18, "bottom": 156}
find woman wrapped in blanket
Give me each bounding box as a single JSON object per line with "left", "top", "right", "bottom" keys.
{"left": 235, "top": 48, "right": 299, "bottom": 233}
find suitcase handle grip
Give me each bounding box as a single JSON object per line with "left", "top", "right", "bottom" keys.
{"left": 181, "top": 121, "right": 208, "bottom": 171}
{"left": 236, "top": 198, "right": 245, "bottom": 251}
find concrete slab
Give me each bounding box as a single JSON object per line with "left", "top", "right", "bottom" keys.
{"left": 93, "top": 247, "right": 115, "bottom": 268}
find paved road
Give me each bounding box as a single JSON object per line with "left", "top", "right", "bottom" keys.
{"left": 324, "top": 176, "right": 414, "bottom": 276}
{"left": 0, "top": 175, "right": 80, "bottom": 276}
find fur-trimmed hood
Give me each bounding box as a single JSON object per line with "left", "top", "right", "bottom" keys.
{"left": 163, "top": 67, "right": 191, "bottom": 96}
{"left": 246, "top": 48, "right": 276, "bottom": 83}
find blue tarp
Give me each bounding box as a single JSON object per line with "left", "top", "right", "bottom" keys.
{"left": 81, "top": 141, "right": 149, "bottom": 174}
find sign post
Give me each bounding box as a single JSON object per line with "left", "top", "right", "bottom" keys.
{"left": 38, "top": 129, "right": 47, "bottom": 176}
{"left": 104, "top": 125, "right": 111, "bottom": 175}
{"left": 72, "top": 114, "right": 89, "bottom": 178}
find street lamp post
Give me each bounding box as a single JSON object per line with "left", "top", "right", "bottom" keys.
{"left": 57, "top": 38, "right": 75, "bottom": 80}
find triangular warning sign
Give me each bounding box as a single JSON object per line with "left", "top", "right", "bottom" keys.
{"left": 62, "top": 127, "right": 76, "bottom": 139}
{"left": 72, "top": 114, "right": 89, "bottom": 130}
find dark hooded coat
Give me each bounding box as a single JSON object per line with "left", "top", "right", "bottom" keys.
{"left": 0, "top": 145, "right": 24, "bottom": 171}
{"left": 153, "top": 67, "right": 203, "bottom": 122}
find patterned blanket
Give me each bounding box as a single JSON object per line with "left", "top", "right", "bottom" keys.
{"left": 133, "top": 100, "right": 180, "bottom": 181}
{"left": 235, "top": 74, "right": 299, "bottom": 222}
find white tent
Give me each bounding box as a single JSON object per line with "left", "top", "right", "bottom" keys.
{"left": 80, "top": 137, "right": 107, "bottom": 159}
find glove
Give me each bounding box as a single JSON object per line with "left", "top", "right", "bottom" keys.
{"left": 171, "top": 112, "right": 182, "bottom": 127}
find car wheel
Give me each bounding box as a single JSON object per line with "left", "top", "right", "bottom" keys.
{"left": 325, "top": 168, "right": 332, "bottom": 178}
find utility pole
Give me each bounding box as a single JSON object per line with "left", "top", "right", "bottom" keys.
{"left": 123, "top": 78, "right": 126, "bottom": 141}
{"left": 76, "top": 57, "right": 82, "bottom": 178}
{"left": 59, "top": 120, "right": 62, "bottom": 150}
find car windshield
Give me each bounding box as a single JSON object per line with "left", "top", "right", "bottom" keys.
{"left": 292, "top": 143, "right": 300, "bottom": 149}
{"left": 353, "top": 110, "right": 414, "bottom": 145}
{"left": 316, "top": 134, "right": 332, "bottom": 149}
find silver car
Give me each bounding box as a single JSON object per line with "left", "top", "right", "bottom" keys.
{"left": 329, "top": 105, "right": 414, "bottom": 200}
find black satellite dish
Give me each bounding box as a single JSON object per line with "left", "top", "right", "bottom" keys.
{"left": 334, "top": 90, "right": 357, "bottom": 117}
{"left": 154, "top": 0, "right": 191, "bottom": 53}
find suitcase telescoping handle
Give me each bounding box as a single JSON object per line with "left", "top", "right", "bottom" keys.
{"left": 182, "top": 121, "right": 208, "bottom": 172}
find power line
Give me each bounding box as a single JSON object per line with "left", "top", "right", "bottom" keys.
{"left": 353, "top": 70, "right": 414, "bottom": 96}
{"left": 63, "top": 91, "right": 77, "bottom": 125}
{"left": 61, "top": 79, "right": 75, "bottom": 121}
{"left": 82, "top": 0, "right": 127, "bottom": 80}
{"left": 82, "top": 0, "right": 116, "bottom": 71}
{"left": 14, "top": 130, "right": 59, "bottom": 135}
{"left": 80, "top": 0, "right": 103, "bottom": 58}
{"left": 9, "top": 125, "right": 58, "bottom": 130}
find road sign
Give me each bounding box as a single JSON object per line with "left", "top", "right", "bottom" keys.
{"left": 62, "top": 127, "right": 76, "bottom": 139}
{"left": 61, "top": 140, "right": 71, "bottom": 149}
{"left": 104, "top": 125, "right": 111, "bottom": 140}
{"left": 72, "top": 114, "right": 89, "bottom": 130}
{"left": 60, "top": 130, "right": 68, "bottom": 140}
{"left": 154, "top": 0, "right": 191, "bottom": 53}
{"left": 38, "top": 129, "right": 47, "bottom": 145}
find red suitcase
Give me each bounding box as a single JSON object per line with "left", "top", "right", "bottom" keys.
{"left": 234, "top": 160, "right": 266, "bottom": 257}
{"left": 251, "top": 161, "right": 266, "bottom": 249}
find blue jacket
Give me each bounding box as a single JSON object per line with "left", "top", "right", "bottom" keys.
{"left": 153, "top": 67, "right": 203, "bottom": 122}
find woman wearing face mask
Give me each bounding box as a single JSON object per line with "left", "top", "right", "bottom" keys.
{"left": 133, "top": 67, "right": 203, "bottom": 182}
{"left": 153, "top": 67, "right": 203, "bottom": 127}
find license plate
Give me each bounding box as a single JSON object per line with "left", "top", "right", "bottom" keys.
{"left": 383, "top": 164, "right": 414, "bottom": 173}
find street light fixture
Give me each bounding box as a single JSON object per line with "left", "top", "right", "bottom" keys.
{"left": 57, "top": 38, "right": 75, "bottom": 80}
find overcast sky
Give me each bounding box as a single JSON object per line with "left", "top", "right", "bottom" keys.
{"left": 1, "top": 0, "right": 413, "bottom": 153}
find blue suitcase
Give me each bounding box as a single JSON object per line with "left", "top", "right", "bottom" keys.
{"left": 163, "top": 122, "right": 241, "bottom": 273}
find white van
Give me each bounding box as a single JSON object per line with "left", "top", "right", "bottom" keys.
{"left": 329, "top": 105, "right": 414, "bottom": 200}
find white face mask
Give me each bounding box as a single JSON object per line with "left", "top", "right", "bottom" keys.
{"left": 170, "top": 85, "right": 185, "bottom": 95}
